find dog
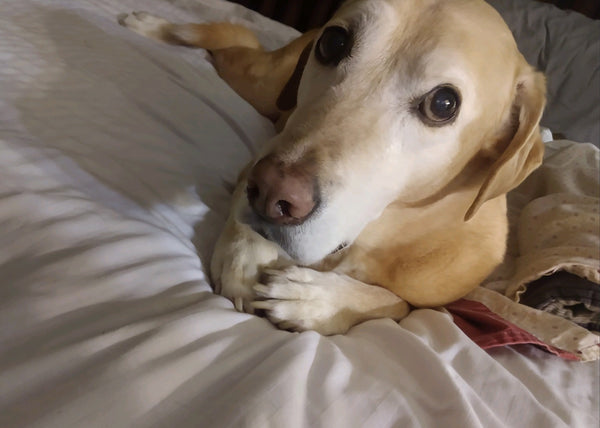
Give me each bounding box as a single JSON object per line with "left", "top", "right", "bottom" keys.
{"left": 119, "top": 0, "right": 545, "bottom": 335}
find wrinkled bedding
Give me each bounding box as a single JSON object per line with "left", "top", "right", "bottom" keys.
{"left": 0, "top": 0, "right": 598, "bottom": 427}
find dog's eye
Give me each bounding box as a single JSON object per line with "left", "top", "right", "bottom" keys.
{"left": 418, "top": 86, "right": 460, "bottom": 125}
{"left": 315, "top": 26, "right": 352, "bottom": 66}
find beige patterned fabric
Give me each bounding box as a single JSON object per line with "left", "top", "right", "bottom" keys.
{"left": 480, "top": 139, "right": 600, "bottom": 360}
{"left": 466, "top": 287, "right": 600, "bottom": 361}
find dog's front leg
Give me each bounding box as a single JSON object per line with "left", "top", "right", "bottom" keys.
{"left": 252, "top": 267, "right": 410, "bottom": 335}
{"left": 210, "top": 180, "right": 287, "bottom": 313}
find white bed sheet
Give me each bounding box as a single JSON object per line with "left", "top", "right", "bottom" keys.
{"left": 0, "top": 0, "right": 597, "bottom": 427}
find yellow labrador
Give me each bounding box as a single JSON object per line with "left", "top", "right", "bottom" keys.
{"left": 120, "top": 0, "right": 545, "bottom": 335}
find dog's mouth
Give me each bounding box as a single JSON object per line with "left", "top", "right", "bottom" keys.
{"left": 330, "top": 242, "right": 348, "bottom": 255}
{"left": 243, "top": 207, "right": 349, "bottom": 260}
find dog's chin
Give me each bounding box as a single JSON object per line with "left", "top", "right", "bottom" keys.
{"left": 242, "top": 209, "right": 346, "bottom": 265}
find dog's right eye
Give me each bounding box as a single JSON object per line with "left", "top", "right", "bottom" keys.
{"left": 315, "top": 26, "right": 352, "bottom": 66}
{"left": 417, "top": 85, "right": 461, "bottom": 125}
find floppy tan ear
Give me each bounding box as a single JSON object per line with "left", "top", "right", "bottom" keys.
{"left": 276, "top": 41, "right": 314, "bottom": 112}
{"left": 464, "top": 69, "right": 546, "bottom": 221}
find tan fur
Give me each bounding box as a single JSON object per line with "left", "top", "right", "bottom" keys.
{"left": 163, "top": 22, "right": 262, "bottom": 50}
{"left": 120, "top": 0, "right": 546, "bottom": 334}
{"left": 165, "top": 20, "right": 318, "bottom": 121}
{"left": 209, "top": 30, "right": 318, "bottom": 121}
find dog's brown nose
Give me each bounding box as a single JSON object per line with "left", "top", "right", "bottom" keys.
{"left": 247, "top": 156, "right": 316, "bottom": 225}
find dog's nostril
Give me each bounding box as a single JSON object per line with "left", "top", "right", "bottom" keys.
{"left": 276, "top": 200, "right": 292, "bottom": 218}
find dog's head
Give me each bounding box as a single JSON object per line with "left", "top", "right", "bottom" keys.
{"left": 244, "top": 0, "right": 545, "bottom": 264}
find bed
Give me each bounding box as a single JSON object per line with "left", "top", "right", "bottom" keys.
{"left": 0, "top": 0, "right": 598, "bottom": 427}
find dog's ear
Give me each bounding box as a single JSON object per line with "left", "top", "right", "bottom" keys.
{"left": 276, "top": 41, "right": 314, "bottom": 112}
{"left": 464, "top": 69, "right": 546, "bottom": 221}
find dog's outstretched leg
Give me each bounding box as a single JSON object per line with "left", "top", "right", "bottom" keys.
{"left": 119, "top": 11, "right": 317, "bottom": 121}
{"left": 118, "top": 11, "right": 262, "bottom": 50}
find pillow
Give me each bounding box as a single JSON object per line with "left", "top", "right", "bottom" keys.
{"left": 487, "top": 0, "right": 600, "bottom": 147}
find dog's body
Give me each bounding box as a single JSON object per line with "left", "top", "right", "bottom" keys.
{"left": 120, "top": 0, "right": 545, "bottom": 335}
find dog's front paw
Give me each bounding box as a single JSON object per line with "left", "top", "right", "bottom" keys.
{"left": 118, "top": 11, "right": 170, "bottom": 40}
{"left": 211, "top": 219, "right": 283, "bottom": 315}
{"left": 216, "top": 268, "right": 256, "bottom": 314}
{"left": 213, "top": 248, "right": 275, "bottom": 315}
{"left": 252, "top": 267, "right": 361, "bottom": 335}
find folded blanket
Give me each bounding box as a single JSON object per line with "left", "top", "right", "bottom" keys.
{"left": 446, "top": 298, "right": 580, "bottom": 361}
{"left": 454, "top": 287, "right": 599, "bottom": 361}
{"left": 485, "top": 140, "right": 599, "bottom": 298}
{"left": 454, "top": 140, "right": 600, "bottom": 361}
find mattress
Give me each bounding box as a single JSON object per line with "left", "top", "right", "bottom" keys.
{"left": 0, "top": 0, "right": 598, "bottom": 427}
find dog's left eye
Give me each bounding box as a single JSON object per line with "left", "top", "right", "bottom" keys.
{"left": 418, "top": 86, "right": 461, "bottom": 125}
{"left": 315, "top": 26, "right": 352, "bottom": 66}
